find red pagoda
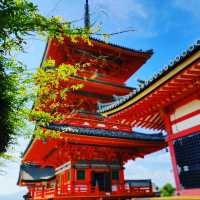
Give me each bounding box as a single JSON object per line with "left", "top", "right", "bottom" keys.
{"left": 18, "top": 35, "right": 166, "bottom": 199}
{"left": 17, "top": 2, "right": 167, "bottom": 199}
{"left": 18, "top": 1, "right": 200, "bottom": 199}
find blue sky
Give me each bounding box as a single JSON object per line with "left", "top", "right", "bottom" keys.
{"left": 1, "top": 0, "right": 200, "bottom": 199}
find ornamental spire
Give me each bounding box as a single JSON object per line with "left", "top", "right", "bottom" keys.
{"left": 84, "top": 0, "right": 90, "bottom": 30}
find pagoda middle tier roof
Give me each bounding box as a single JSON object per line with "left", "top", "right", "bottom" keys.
{"left": 46, "top": 123, "right": 165, "bottom": 142}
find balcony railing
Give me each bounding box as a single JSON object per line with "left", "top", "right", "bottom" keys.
{"left": 29, "top": 181, "right": 154, "bottom": 199}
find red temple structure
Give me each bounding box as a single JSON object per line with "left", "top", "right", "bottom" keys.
{"left": 18, "top": 36, "right": 167, "bottom": 200}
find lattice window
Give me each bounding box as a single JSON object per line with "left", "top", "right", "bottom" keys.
{"left": 112, "top": 170, "right": 119, "bottom": 180}
{"left": 174, "top": 131, "right": 200, "bottom": 189}
{"left": 77, "top": 170, "right": 85, "bottom": 180}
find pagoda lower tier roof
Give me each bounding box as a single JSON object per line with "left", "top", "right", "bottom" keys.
{"left": 22, "top": 124, "right": 166, "bottom": 166}
{"left": 46, "top": 123, "right": 165, "bottom": 142}
{"left": 18, "top": 164, "right": 55, "bottom": 185}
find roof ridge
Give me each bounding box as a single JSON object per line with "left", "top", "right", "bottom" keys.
{"left": 90, "top": 37, "right": 153, "bottom": 55}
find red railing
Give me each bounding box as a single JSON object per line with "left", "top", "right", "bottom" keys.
{"left": 31, "top": 183, "right": 154, "bottom": 199}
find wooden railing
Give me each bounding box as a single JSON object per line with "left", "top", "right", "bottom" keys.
{"left": 30, "top": 182, "right": 154, "bottom": 199}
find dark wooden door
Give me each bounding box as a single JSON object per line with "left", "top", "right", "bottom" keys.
{"left": 92, "top": 172, "right": 111, "bottom": 192}
{"left": 104, "top": 172, "right": 111, "bottom": 192}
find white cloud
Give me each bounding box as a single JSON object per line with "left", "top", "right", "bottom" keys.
{"left": 0, "top": 161, "right": 27, "bottom": 196}
{"left": 92, "top": 0, "right": 149, "bottom": 21}
{"left": 174, "top": 0, "right": 200, "bottom": 19}
{"left": 125, "top": 150, "right": 175, "bottom": 187}
{"left": 90, "top": 0, "right": 158, "bottom": 38}
{"left": 0, "top": 138, "right": 29, "bottom": 196}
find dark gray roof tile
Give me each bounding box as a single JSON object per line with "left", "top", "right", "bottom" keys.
{"left": 46, "top": 123, "right": 165, "bottom": 142}
{"left": 91, "top": 37, "right": 153, "bottom": 56}
{"left": 19, "top": 164, "right": 55, "bottom": 183}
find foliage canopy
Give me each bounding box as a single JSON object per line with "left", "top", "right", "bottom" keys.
{"left": 160, "top": 183, "right": 175, "bottom": 197}
{"left": 0, "top": 0, "right": 88, "bottom": 155}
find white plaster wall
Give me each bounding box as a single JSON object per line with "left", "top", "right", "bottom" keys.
{"left": 170, "top": 99, "right": 200, "bottom": 121}
{"left": 172, "top": 114, "right": 200, "bottom": 134}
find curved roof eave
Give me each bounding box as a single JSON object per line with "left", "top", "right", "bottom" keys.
{"left": 99, "top": 39, "right": 200, "bottom": 116}
{"left": 46, "top": 123, "right": 166, "bottom": 142}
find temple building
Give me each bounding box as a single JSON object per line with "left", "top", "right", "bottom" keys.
{"left": 100, "top": 40, "right": 200, "bottom": 196}
{"left": 18, "top": 35, "right": 166, "bottom": 200}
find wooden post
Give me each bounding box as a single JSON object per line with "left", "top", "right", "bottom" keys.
{"left": 32, "top": 186, "right": 35, "bottom": 199}
{"left": 30, "top": 188, "right": 33, "bottom": 199}
{"left": 55, "top": 179, "right": 58, "bottom": 196}
{"left": 42, "top": 185, "right": 45, "bottom": 198}
{"left": 160, "top": 109, "right": 181, "bottom": 193}
{"left": 95, "top": 182, "right": 99, "bottom": 194}
{"left": 119, "top": 167, "right": 125, "bottom": 192}
{"left": 87, "top": 166, "right": 92, "bottom": 193}
{"left": 60, "top": 174, "right": 63, "bottom": 194}
{"left": 70, "top": 166, "right": 75, "bottom": 194}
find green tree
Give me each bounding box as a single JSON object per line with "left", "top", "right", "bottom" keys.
{"left": 0, "top": 0, "right": 132, "bottom": 161}
{"left": 0, "top": 0, "right": 89, "bottom": 157}
{"left": 160, "top": 183, "right": 175, "bottom": 197}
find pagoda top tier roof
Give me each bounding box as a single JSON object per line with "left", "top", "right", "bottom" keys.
{"left": 98, "top": 39, "right": 200, "bottom": 114}
{"left": 45, "top": 36, "right": 153, "bottom": 83}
